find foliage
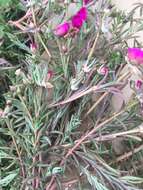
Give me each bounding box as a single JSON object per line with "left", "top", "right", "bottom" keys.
{"left": 1, "top": 0, "right": 143, "bottom": 190}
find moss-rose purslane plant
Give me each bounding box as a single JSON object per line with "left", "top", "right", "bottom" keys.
{"left": 1, "top": 0, "right": 143, "bottom": 190}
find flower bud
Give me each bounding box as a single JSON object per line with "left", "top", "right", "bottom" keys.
{"left": 6, "top": 100, "right": 12, "bottom": 105}
{"left": 82, "top": 64, "right": 91, "bottom": 73}
{"left": 30, "top": 42, "right": 38, "bottom": 53}
{"left": 135, "top": 80, "right": 142, "bottom": 89}
{"left": 15, "top": 69, "right": 22, "bottom": 76}
{"left": 83, "top": 0, "right": 93, "bottom": 5}
{"left": 10, "top": 86, "right": 17, "bottom": 92}
{"left": 62, "top": 45, "right": 68, "bottom": 53}
{"left": 0, "top": 109, "right": 4, "bottom": 117}
{"left": 47, "top": 70, "right": 53, "bottom": 80}
{"left": 97, "top": 65, "right": 109, "bottom": 75}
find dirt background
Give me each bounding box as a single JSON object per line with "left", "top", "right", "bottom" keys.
{"left": 112, "top": 0, "right": 142, "bottom": 11}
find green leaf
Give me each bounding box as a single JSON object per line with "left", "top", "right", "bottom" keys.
{"left": 52, "top": 167, "right": 63, "bottom": 175}
{"left": 0, "top": 25, "right": 5, "bottom": 38}
{"left": 121, "top": 176, "right": 143, "bottom": 184}
{"left": 0, "top": 150, "right": 15, "bottom": 159}
{"left": 0, "top": 0, "right": 11, "bottom": 7}
{"left": 0, "top": 172, "right": 18, "bottom": 187}
{"left": 82, "top": 167, "right": 110, "bottom": 190}
{"left": 46, "top": 166, "right": 63, "bottom": 177}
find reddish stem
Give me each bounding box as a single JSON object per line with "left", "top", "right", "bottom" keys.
{"left": 46, "top": 110, "right": 123, "bottom": 189}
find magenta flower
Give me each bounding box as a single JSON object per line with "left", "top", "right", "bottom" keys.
{"left": 127, "top": 48, "right": 143, "bottom": 64}
{"left": 72, "top": 7, "right": 87, "bottom": 29}
{"left": 135, "top": 80, "right": 142, "bottom": 89}
{"left": 83, "top": 0, "right": 93, "bottom": 5}
{"left": 77, "top": 7, "right": 87, "bottom": 21}
{"left": 54, "top": 7, "right": 87, "bottom": 37}
{"left": 72, "top": 15, "right": 83, "bottom": 29}
{"left": 54, "top": 22, "right": 70, "bottom": 37}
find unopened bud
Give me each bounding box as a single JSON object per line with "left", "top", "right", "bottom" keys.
{"left": 62, "top": 45, "right": 68, "bottom": 53}
{"left": 47, "top": 70, "right": 53, "bottom": 80}
{"left": 97, "top": 65, "right": 109, "bottom": 75}
{"left": 135, "top": 80, "right": 142, "bottom": 89}
{"left": 6, "top": 100, "right": 12, "bottom": 105}
{"left": 15, "top": 69, "right": 22, "bottom": 76}
{"left": 10, "top": 86, "right": 16, "bottom": 92}
{"left": 29, "top": 22, "right": 35, "bottom": 28}
{"left": 30, "top": 42, "right": 38, "bottom": 53}
{"left": 0, "top": 109, "right": 4, "bottom": 117}
{"left": 82, "top": 64, "right": 91, "bottom": 73}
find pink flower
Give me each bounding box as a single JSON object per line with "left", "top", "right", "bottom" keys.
{"left": 77, "top": 7, "right": 87, "bottom": 21}
{"left": 135, "top": 80, "right": 142, "bottom": 89}
{"left": 97, "top": 65, "right": 109, "bottom": 75}
{"left": 83, "top": 0, "right": 93, "bottom": 5}
{"left": 72, "top": 15, "right": 83, "bottom": 29}
{"left": 30, "top": 42, "right": 38, "bottom": 53}
{"left": 54, "top": 22, "right": 70, "bottom": 37}
{"left": 54, "top": 7, "right": 87, "bottom": 37}
{"left": 127, "top": 48, "right": 143, "bottom": 64}
{"left": 72, "top": 7, "right": 87, "bottom": 29}
{"left": 47, "top": 70, "right": 53, "bottom": 80}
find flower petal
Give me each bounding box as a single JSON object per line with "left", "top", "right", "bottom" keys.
{"left": 71, "top": 7, "right": 87, "bottom": 29}
{"left": 77, "top": 7, "right": 87, "bottom": 21}
{"left": 83, "top": 0, "right": 93, "bottom": 5}
{"left": 72, "top": 15, "right": 83, "bottom": 29}
{"left": 127, "top": 48, "right": 143, "bottom": 64}
{"left": 54, "top": 22, "right": 70, "bottom": 37}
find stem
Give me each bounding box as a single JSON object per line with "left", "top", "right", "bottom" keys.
{"left": 111, "top": 144, "right": 143, "bottom": 165}
{"left": 87, "top": 31, "right": 100, "bottom": 61}
{"left": 85, "top": 71, "right": 131, "bottom": 116}
{"left": 47, "top": 100, "right": 136, "bottom": 189}
{"left": 62, "top": 111, "right": 124, "bottom": 163}
{"left": 18, "top": 95, "right": 37, "bottom": 146}
{"left": 6, "top": 119, "right": 25, "bottom": 178}
{"left": 38, "top": 34, "right": 51, "bottom": 59}
{"left": 46, "top": 110, "right": 123, "bottom": 190}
